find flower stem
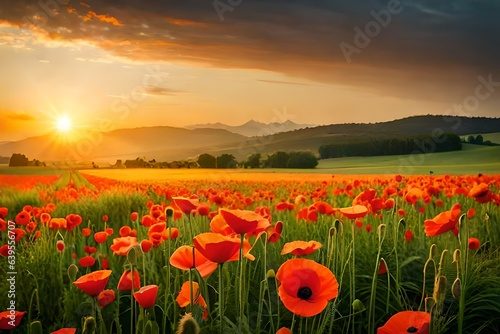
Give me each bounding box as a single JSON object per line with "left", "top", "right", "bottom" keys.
{"left": 218, "top": 263, "right": 225, "bottom": 334}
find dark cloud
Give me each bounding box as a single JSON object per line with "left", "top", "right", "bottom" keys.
{"left": 1, "top": 0, "right": 499, "bottom": 103}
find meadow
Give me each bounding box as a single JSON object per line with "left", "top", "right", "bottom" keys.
{"left": 0, "top": 164, "right": 499, "bottom": 334}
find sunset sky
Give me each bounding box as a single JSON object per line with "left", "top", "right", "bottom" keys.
{"left": 1, "top": 0, "right": 499, "bottom": 141}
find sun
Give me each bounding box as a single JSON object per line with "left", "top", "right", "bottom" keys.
{"left": 56, "top": 116, "right": 72, "bottom": 132}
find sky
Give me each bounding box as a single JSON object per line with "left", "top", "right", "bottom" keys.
{"left": 0, "top": 0, "right": 499, "bottom": 141}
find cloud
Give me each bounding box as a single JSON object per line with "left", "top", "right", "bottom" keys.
{"left": 0, "top": 0, "right": 499, "bottom": 103}
{"left": 4, "top": 112, "right": 37, "bottom": 121}
{"left": 258, "top": 79, "right": 316, "bottom": 86}
{"left": 145, "top": 86, "right": 183, "bottom": 96}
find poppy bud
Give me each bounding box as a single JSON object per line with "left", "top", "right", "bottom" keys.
{"left": 432, "top": 275, "right": 447, "bottom": 314}
{"left": 377, "top": 224, "right": 386, "bottom": 241}
{"left": 352, "top": 299, "right": 365, "bottom": 312}
{"left": 30, "top": 320, "right": 43, "bottom": 334}
{"left": 266, "top": 269, "right": 276, "bottom": 279}
{"left": 452, "top": 277, "right": 461, "bottom": 299}
{"left": 82, "top": 316, "right": 96, "bottom": 334}
{"left": 67, "top": 264, "right": 79, "bottom": 282}
{"left": 165, "top": 206, "right": 175, "bottom": 218}
{"left": 428, "top": 244, "right": 437, "bottom": 260}
{"left": 425, "top": 297, "right": 435, "bottom": 313}
{"left": 453, "top": 249, "right": 460, "bottom": 263}
{"left": 56, "top": 240, "right": 65, "bottom": 252}
{"left": 176, "top": 313, "right": 200, "bottom": 334}
{"left": 127, "top": 246, "right": 139, "bottom": 265}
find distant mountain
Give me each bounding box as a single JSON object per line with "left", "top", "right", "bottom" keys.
{"left": 0, "top": 115, "right": 498, "bottom": 163}
{"left": 185, "top": 119, "right": 315, "bottom": 137}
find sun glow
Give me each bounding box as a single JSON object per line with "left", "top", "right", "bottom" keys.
{"left": 56, "top": 116, "right": 72, "bottom": 132}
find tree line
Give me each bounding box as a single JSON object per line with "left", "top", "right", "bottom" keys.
{"left": 318, "top": 133, "right": 463, "bottom": 159}
{"left": 197, "top": 151, "right": 319, "bottom": 169}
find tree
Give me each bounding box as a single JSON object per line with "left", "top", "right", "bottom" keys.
{"left": 475, "top": 135, "right": 484, "bottom": 145}
{"left": 264, "top": 151, "right": 289, "bottom": 168}
{"left": 9, "top": 153, "right": 29, "bottom": 167}
{"left": 287, "top": 151, "right": 318, "bottom": 168}
{"left": 197, "top": 153, "right": 216, "bottom": 168}
{"left": 216, "top": 154, "right": 237, "bottom": 168}
{"left": 467, "top": 135, "right": 475, "bottom": 144}
{"left": 244, "top": 153, "right": 261, "bottom": 168}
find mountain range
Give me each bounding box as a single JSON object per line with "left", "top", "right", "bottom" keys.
{"left": 0, "top": 115, "right": 499, "bottom": 164}
{"left": 184, "top": 120, "right": 315, "bottom": 137}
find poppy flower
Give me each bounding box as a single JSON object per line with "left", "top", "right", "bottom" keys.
{"left": 102, "top": 215, "right": 109, "bottom": 222}
{"left": 51, "top": 329, "right": 77, "bottom": 334}
{"left": 276, "top": 258, "right": 338, "bottom": 317}
{"left": 209, "top": 213, "right": 234, "bottom": 236}
{"left": 140, "top": 239, "right": 153, "bottom": 253}
{"left": 73, "top": 270, "right": 112, "bottom": 296}
{"left": 65, "top": 214, "right": 82, "bottom": 231}
{"left": 276, "top": 328, "right": 291, "bottom": 334}
{"left": 378, "top": 260, "right": 387, "bottom": 275}
{"left": 25, "top": 221, "right": 37, "bottom": 233}
{"left": 110, "top": 236, "right": 139, "bottom": 256}
{"left": 56, "top": 240, "right": 65, "bottom": 252}
{"left": 119, "top": 226, "right": 132, "bottom": 237}
{"left": 467, "top": 208, "right": 476, "bottom": 219}
{"left": 339, "top": 205, "right": 368, "bottom": 220}
{"left": 48, "top": 218, "right": 66, "bottom": 230}
{"left": 469, "top": 183, "right": 492, "bottom": 203}
{"left": 405, "top": 230, "right": 414, "bottom": 242}
{"left": 172, "top": 196, "right": 199, "bottom": 215}
{"left": 0, "top": 219, "right": 6, "bottom": 232}
{"left": 94, "top": 231, "right": 108, "bottom": 244}
{"left": 281, "top": 240, "right": 322, "bottom": 256}
{"left": 40, "top": 212, "right": 51, "bottom": 224}
{"left": 176, "top": 281, "right": 208, "bottom": 320}
{"left": 193, "top": 233, "right": 241, "bottom": 263}
{"left": 170, "top": 245, "right": 218, "bottom": 278}
{"left": 118, "top": 269, "right": 141, "bottom": 291}
{"left": 0, "top": 207, "right": 7, "bottom": 219}
{"left": 82, "top": 228, "right": 92, "bottom": 237}
{"left": 266, "top": 221, "right": 283, "bottom": 243}
{"left": 105, "top": 227, "right": 114, "bottom": 236}
{"left": 97, "top": 289, "right": 116, "bottom": 308}
{"left": 79, "top": 256, "right": 96, "bottom": 268}
{"left": 377, "top": 310, "right": 430, "bottom": 334}
{"left": 468, "top": 238, "right": 481, "bottom": 251}
{"left": 15, "top": 210, "right": 30, "bottom": 225}
{"left": 133, "top": 285, "right": 158, "bottom": 308}
{"left": 0, "top": 310, "right": 25, "bottom": 330}
{"left": 424, "top": 203, "right": 461, "bottom": 237}
{"left": 0, "top": 245, "right": 9, "bottom": 257}
{"left": 219, "top": 208, "right": 270, "bottom": 236}
{"left": 101, "top": 258, "right": 109, "bottom": 270}
{"left": 85, "top": 245, "right": 98, "bottom": 255}
{"left": 12, "top": 228, "right": 26, "bottom": 242}
{"left": 130, "top": 212, "right": 139, "bottom": 222}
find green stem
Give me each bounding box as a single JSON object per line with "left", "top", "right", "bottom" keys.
{"left": 239, "top": 234, "right": 245, "bottom": 329}
{"left": 218, "top": 263, "right": 225, "bottom": 334}
{"left": 189, "top": 268, "right": 194, "bottom": 313}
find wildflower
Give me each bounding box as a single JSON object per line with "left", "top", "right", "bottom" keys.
{"left": 266, "top": 221, "right": 283, "bottom": 243}
{"left": 469, "top": 183, "right": 492, "bottom": 203}
{"left": 79, "top": 256, "right": 96, "bottom": 268}
{"left": 134, "top": 285, "right": 158, "bottom": 308}
{"left": 15, "top": 210, "right": 30, "bottom": 225}
{"left": 378, "top": 260, "right": 387, "bottom": 275}
{"left": 170, "top": 245, "right": 218, "bottom": 278}
{"left": 56, "top": 240, "right": 65, "bottom": 252}
{"left": 424, "top": 203, "right": 461, "bottom": 237}
{"left": 339, "top": 205, "right": 368, "bottom": 220}
{"left": 405, "top": 230, "right": 414, "bottom": 242}
{"left": 0, "top": 311, "right": 25, "bottom": 330}
{"left": 82, "top": 228, "right": 92, "bottom": 237}
{"left": 193, "top": 233, "right": 241, "bottom": 263}
{"left": 219, "top": 208, "right": 270, "bottom": 236}
{"left": 468, "top": 238, "right": 480, "bottom": 251}
{"left": 97, "top": 289, "right": 115, "bottom": 308}
{"left": 110, "top": 236, "right": 139, "bottom": 256}
{"left": 51, "top": 328, "right": 77, "bottom": 334}
{"left": 73, "top": 270, "right": 112, "bottom": 296}
{"left": 94, "top": 231, "right": 108, "bottom": 244}
{"left": 140, "top": 239, "right": 153, "bottom": 253}
{"left": 276, "top": 258, "right": 338, "bottom": 317}
{"left": 281, "top": 240, "right": 322, "bottom": 256}
{"left": 119, "top": 226, "right": 132, "bottom": 237}
{"left": 0, "top": 207, "right": 7, "bottom": 219}
{"left": 118, "top": 269, "right": 141, "bottom": 291}
{"left": 172, "top": 196, "right": 199, "bottom": 215}
{"left": 130, "top": 212, "right": 139, "bottom": 221}
{"left": 276, "top": 328, "right": 291, "bottom": 334}
{"left": 377, "top": 311, "right": 430, "bottom": 334}
{"left": 176, "top": 281, "right": 208, "bottom": 320}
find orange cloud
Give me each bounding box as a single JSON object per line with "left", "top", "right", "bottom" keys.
{"left": 165, "top": 18, "right": 209, "bottom": 28}
{"left": 84, "top": 11, "right": 123, "bottom": 27}
{"left": 5, "top": 112, "right": 36, "bottom": 121}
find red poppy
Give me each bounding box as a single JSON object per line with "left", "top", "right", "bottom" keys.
{"left": 209, "top": 213, "right": 234, "bottom": 236}
{"left": 110, "top": 236, "right": 139, "bottom": 256}
{"left": 468, "top": 238, "right": 481, "bottom": 251}
{"left": 266, "top": 221, "right": 283, "bottom": 243}
{"left": 276, "top": 258, "right": 338, "bottom": 317}
{"left": 0, "top": 218, "right": 6, "bottom": 232}
{"left": 397, "top": 209, "right": 406, "bottom": 217}
{"left": 15, "top": 210, "right": 30, "bottom": 225}
{"left": 170, "top": 245, "right": 218, "bottom": 278}
{"left": 219, "top": 208, "right": 270, "bottom": 236}
{"left": 172, "top": 196, "right": 199, "bottom": 215}
{"left": 0, "top": 245, "right": 9, "bottom": 257}
{"left": 118, "top": 269, "right": 141, "bottom": 291}
{"left": 12, "top": 228, "right": 26, "bottom": 242}
{"left": 85, "top": 245, "right": 98, "bottom": 255}
{"left": 51, "top": 328, "right": 77, "bottom": 334}
{"left": 424, "top": 203, "right": 461, "bottom": 237}
{"left": 25, "top": 221, "right": 37, "bottom": 234}
{"left": 56, "top": 240, "right": 65, "bottom": 252}
{"left": 405, "top": 230, "right": 414, "bottom": 242}
{"left": 0, "top": 310, "right": 25, "bottom": 330}
{"left": 377, "top": 311, "right": 430, "bottom": 334}
{"left": 0, "top": 207, "right": 7, "bottom": 219}
{"left": 73, "top": 270, "right": 112, "bottom": 296}
{"left": 105, "top": 227, "right": 114, "bottom": 236}
{"left": 276, "top": 328, "right": 291, "bottom": 334}
{"left": 119, "top": 226, "right": 132, "bottom": 237}
{"left": 82, "top": 227, "right": 92, "bottom": 237}
{"left": 94, "top": 231, "right": 108, "bottom": 244}
{"left": 469, "top": 183, "right": 492, "bottom": 203}
{"left": 378, "top": 260, "right": 387, "bottom": 275}
{"left": 101, "top": 258, "right": 109, "bottom": 270}
{"left": 339, "top": 205, "right": 368, "bottom": 220}
{"left": 176, "top": 281, "right": 208, "bottom": 320}
{"left": 405, "top": 188, "right": 423, "bottom": 205}
{"left": 97, "top": 289, "right": 116, "bottom": 308}
{"left": 133, "top": 285, "right": 158, "bottom": 308}
{"left": 40, "top": 212, "right": 51, "bottom": 225}
{"left": 467, "top": 208, "right": 476, "bottom": 219}
{"left": 102, "top": 215, "right": 109, "bottom": 222}
{"left": 281, "top": 240, "right": 322, "bottom": 256}
{"left": 193, "top": 233, "right": 241, "bottom": 263}
{"left": 140, "top": 239, "right": 153, "bottom": 253}
{"left": 65, "top": 214, "right": 83, "bottom": 231}
{"left": 79, "top": 256, "right": 96, "bottom": 268}
{"left": 130, "top": 212, "right": 139, "bottom": 221}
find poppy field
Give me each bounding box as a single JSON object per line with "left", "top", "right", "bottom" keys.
{"left": 0, "top": 170, "right": 499, "bottom": 334}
